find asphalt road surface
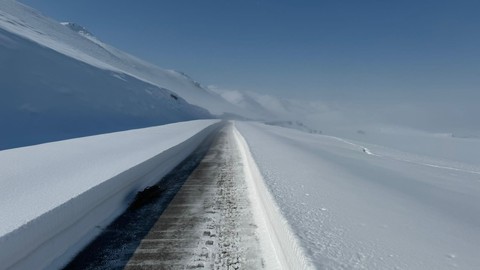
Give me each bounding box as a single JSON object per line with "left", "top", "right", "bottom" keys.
{"left": 65, "top": 124, "right": 268, "bottom": 270}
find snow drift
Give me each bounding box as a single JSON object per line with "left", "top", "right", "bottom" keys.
{"left": 0, "top": 120, "right": 220, "bottom": 270}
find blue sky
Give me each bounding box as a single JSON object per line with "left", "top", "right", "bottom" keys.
{"left": 19, "top": 0, "right": 480, "bottom": 104}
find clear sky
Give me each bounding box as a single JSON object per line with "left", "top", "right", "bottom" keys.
{"left": 18, "top": 0, "right": 480, "bottom": 105}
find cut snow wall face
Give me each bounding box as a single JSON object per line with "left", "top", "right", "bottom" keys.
{"left": 0, "top": 120, "right": 221, "bottom": 270}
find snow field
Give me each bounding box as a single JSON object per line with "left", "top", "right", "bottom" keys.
{"left": 235, "top": 121, "right": 480, "bottom": 269}
{"left": 233, "top": 124, "right": 314, "bottom": 270}
{"left": 0, "top": 120, "right": 220, "bottom": 270}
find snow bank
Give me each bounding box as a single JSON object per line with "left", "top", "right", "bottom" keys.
{"left": 235, "top": 121, "right": 480, "bottom": 270}
{"left": 233, "top": 125, "right": 314, "bottom": 270}
{"left": 0, "top": 120, "right": 220, "bottom": 270}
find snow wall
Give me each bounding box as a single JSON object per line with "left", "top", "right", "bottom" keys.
{"left": 0, "top": 120, "right": 221, "bottom": 270}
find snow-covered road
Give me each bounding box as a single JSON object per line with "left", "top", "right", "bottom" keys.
{"left": 124, "top": 124, "right": 281, "bottom": 269}
{"left": 236, "top": 121, "right": 480, "bottom": 270}
{"left": 65, "top": 123, "right": 285, "bottom": 269}
{"left": 2, "top": 120, "right": 479, "bottom": 269}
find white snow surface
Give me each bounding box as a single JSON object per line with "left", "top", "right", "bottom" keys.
{"left": 235, "top": 121, "right": 480, "bottom": 270}
{"left": 233, "top": 126, "right": 314, "bottom": 269}
{"left": 0, "top": 120, "right": 220, "bottom": 270}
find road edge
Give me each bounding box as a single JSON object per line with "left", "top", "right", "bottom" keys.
{"left": 232, "top": 123, "right": 315, "bottom": 270}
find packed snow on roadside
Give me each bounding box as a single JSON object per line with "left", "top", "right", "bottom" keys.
{"left": 235, "top": 121, "right": 480, "bottom": 270}
{"left": 0, "top": 120, "right": 220, "bottom": 270}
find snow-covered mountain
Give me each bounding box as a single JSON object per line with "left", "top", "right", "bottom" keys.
{"left": 3, "top": 0, "right": 477, "bottom": 165}
{"left": 1, "top": 1, "right": 245, "bottom": 114}
{"left": 1, "top": 0, "right": 332, "bottom": 151}
{"left": 0, "top": 0, "right": 252, "bottom": 149}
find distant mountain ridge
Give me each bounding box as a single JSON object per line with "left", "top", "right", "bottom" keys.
{"left": 208, "top": 86, "right": 329, "bottom": 124}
